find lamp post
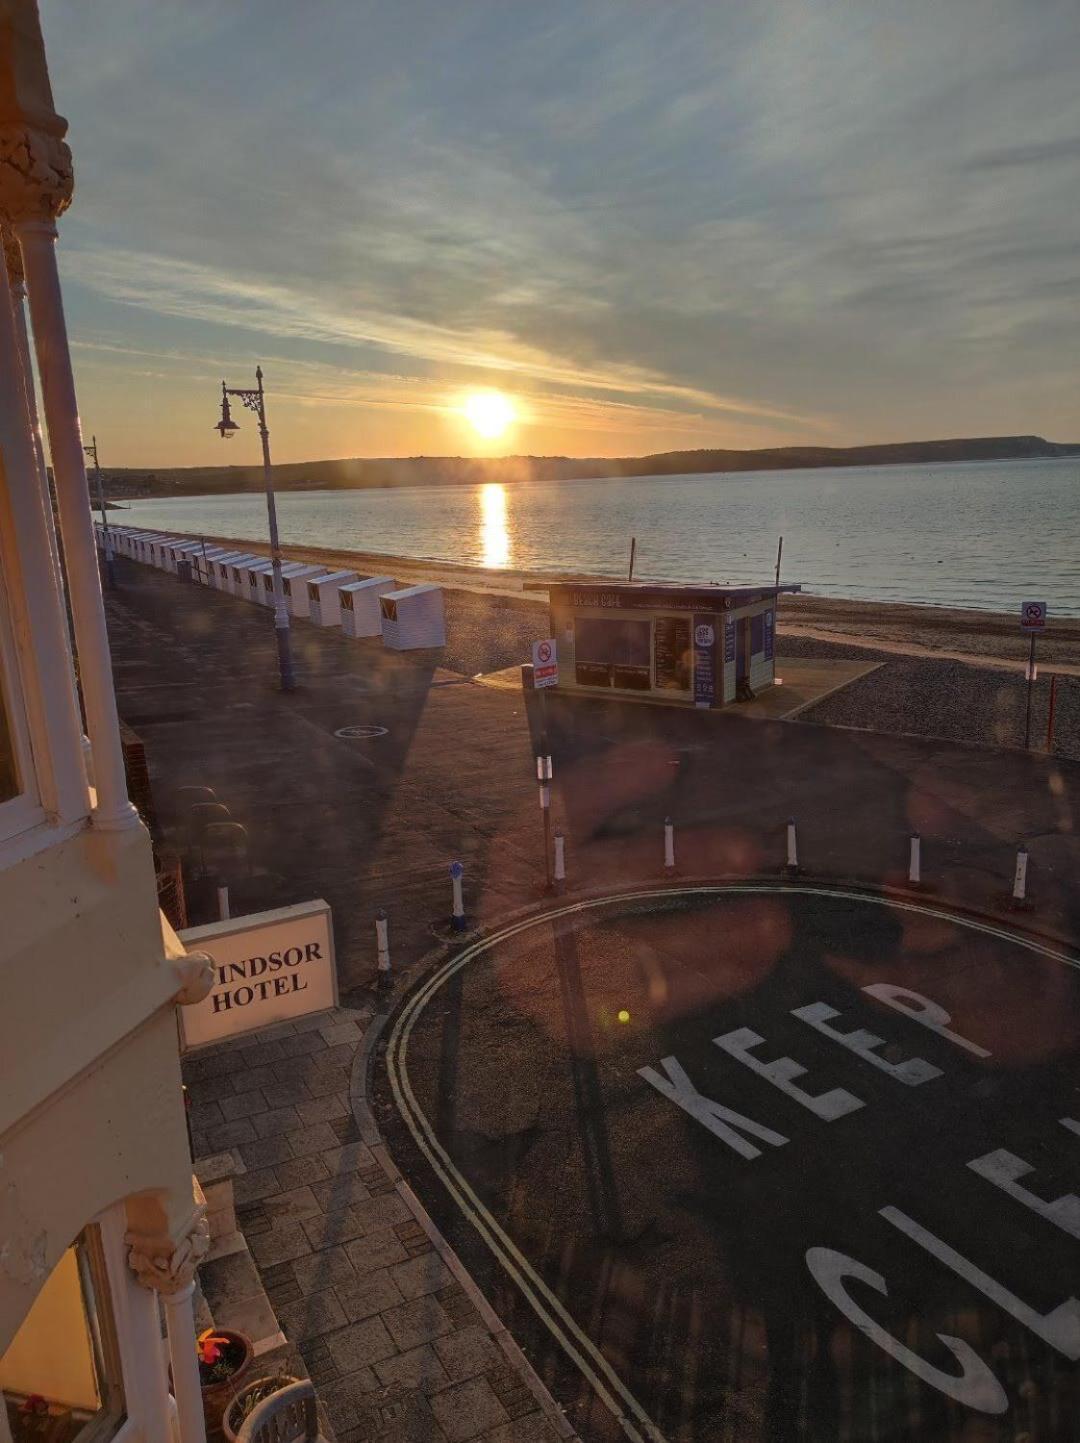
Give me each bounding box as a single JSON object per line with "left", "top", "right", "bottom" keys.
{"left": 83, "top": 434, "right": 115, "bottom": 590}
{"left": 216, "top": 366, "right": 295, "bottom": 692}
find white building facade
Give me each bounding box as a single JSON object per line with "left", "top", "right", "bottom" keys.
{"left": 0, "top": 7, "right": 213, "bottom": 1443}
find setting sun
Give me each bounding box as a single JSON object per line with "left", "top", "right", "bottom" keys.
{"left": 463, "top": 390, "right": 515, "bottom": 440}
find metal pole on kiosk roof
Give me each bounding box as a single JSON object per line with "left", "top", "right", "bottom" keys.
{"left": 774, "top": 535, "right": 783, "bottom": 594}
{"left": 628, "top": 536, "right": 637, "bottom": 582}
{"left": 1024, "top": 634, "right": 1036, "bottom": 750}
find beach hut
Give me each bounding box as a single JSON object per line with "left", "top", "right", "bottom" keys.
{"left": 339, "top": 577, "right": 396, "bottom": 637}
{"left": 307, "top": 571, "right": 359, "bottom": 627}
{"left": 192, "top": 546, "right": 233, "bottom": 585}
{"left": 379, "top": 583, "right": 446, "bottom": 650}
{"left": 244, "top": 559, "right": 276, "bottom": 602}
{"left": 281, "top": 565, "right": 328, "bottom": 618}
{"left": 227, "top": 555, "right": 259, "bottom": 595}
{"left": 259, "top": 561, "right": 315, "bottom": 608}
{"left": 207, "top": 550, "right": 252, "bottom": 589}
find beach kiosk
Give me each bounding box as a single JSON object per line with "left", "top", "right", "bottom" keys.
{"left": 339, "top": 576, "right": 396, "bottom": 638}
{"left": 307, "top": 570, "right": 359, "bottom": 627}
{"left": 548, "top": 581, "right": 799, "bottom": 708}
{"left": 380, "top": 583, "right": 446, "bottom": 650}
{"left": 281, "top": 565, "right": 328, "bottom": 618}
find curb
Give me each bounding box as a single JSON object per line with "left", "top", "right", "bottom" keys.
{"left": 348, "top": 993, "right": 581, "bottom": 1442}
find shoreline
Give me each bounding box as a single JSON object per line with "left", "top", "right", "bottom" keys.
{"left": 158, "top": 529, "right": 1080, "bottom": 671}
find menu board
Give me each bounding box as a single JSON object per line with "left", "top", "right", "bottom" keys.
{"left": 654, "top": 616, "right": 691, "bottom": 691}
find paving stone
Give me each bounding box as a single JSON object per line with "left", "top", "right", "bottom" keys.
{"left": 275, "top": 1154, "right": 328, "bottom": 1190}
{"left": 334, "top": 1267, "right": 403, "bottom": 1322}
{"left": 351, "top": 1192, "right": 411, "bottom": 1234}
{"left": 188, "top": 1100, "right": 224, "bottom": 1131}
{"left": 374, "top": 1343, "right": 449, "bottom": 1393}
{"left": 382, "top": 1296, "right": 454, "bottom": 1352}
{"left": 433, "top": 1326, "right": 501, "bottom": 1384}
{"left": 357, "top": 1391, "right": 442, "bottom": 1443}
{"left": 287, "top": 1122, "right": 341, "bottom": 1157}
{"left": 206, "top": 1117, "right": 257, "bottom": 1150}
{"left": 319, "top": 1020, "right": 362, "bottom": 1047}
{"left": 292, "top": 1245, "right": 355, "bottom": 1295}
{"left": 261, "top": 1079, "right": 311, "bottom": 1109}
{"left": 278, "top": 1031, "right": 328, "bottom": 1058}
{"left": 249, "top": 1220, "right": 312, "bottom": 1268}
{"left": 480, "top": 1417, "right": 561, "bottom": 1443}
{"left": 320, "top": 1142, "right": 376, "bottom": 1174}
{"left": 221, "top": 1088, "right": 268, "bottom": 1120}
{"left": 306, "top": 1065, "right": 350, "bottom": 1098}
{"left": 319, "top": 1369, "right": 380, "bottom": 1432}
{"left": 239, "top": 1135, "right": 295, "bottom": 1169}
{"left": 294, "top": 1093, "right": 350, "bottom": 1125}
{"left": 310, "top": 1174, "right": 372, "bottom": 1213}
{"left": 325, "top": 1315, "right": 398, "bottom": 1372}
{"left": 232, "top": 1167, "right": 281, "bottom": 1205}
{"left": 428, "top": 1377, "right": 508, "bottom": 1442}
{"left": 301, "top": 1207, "right": 366, "bottom": 1251}
{"left": 343, "top": 1228, "right": 409, "bottom": 1275}
{"left": 390, "top": 1252, "right": 455, "bottom": 1300}
{"left": 261, "top": 1185, "right": 323, "bottom": 1224}
{"left": 276, "top": 1288, "right": 347, "bottom": 1342}
{"left": 231, "top": 1064, "right": 278, "bottom": 1093}
{"left": 251, "top": 1106, "right": 303, "bottom": 1137}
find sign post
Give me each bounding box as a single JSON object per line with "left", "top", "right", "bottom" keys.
{"left": 1020, "top": 601, "right": 1047, "bottom": 750}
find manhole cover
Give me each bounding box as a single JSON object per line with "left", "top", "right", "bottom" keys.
{"left": 334, "top": 724, "right": 388, "bottom": 740}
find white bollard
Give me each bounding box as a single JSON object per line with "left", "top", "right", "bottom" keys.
{"left": 908, "top": 833, "right": 921, "bottom": 887}
{"left": 536, "top": 753, "right": 553, "bottom": 782}
{"left": 376, "top": 909, "right": 391, "bottom": 974}
{"left": 217, "top": 885, "right": 230, "bottom": 920}
{"left": 786, "top": 817, "right": 799, "bottom": 873}
{"left": 450, "top": 860, "right": 465, "bottom": 932}
{"left": 1012, "top": 845, "right": 1029, "bottom": 905}
{"left": 664, "top": 817, "right": 676, "bottom": 874}
{"left": 553, "top": 831, "right": 566, "bottom": 886}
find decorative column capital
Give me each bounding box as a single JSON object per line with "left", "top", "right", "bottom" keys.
{"left": 0, "top": 124, "right": 73, "bottom": 228}
{"left": 173, "top": 950, "right": 216, "bottom": 1007}
{"left": 126, "top": 1199, "right": 210, "bottom": 1296}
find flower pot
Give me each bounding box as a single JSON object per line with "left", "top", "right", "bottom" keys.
{"left": 222, "top": 1375, "right": 301, "bottom": 1443}
{"left": 197, "top": 1330, "right": 254, "bottom": 1434}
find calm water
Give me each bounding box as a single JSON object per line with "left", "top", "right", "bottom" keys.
{"left": 125, "top": 458, "right": 1080, "bottom": 615}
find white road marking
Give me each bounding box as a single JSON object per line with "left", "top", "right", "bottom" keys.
{"left": 386, "top": 883, "right": 1079, "bottom": 1441}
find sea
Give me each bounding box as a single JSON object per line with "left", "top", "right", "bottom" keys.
{"left": 123, "top": 456, "right": 1080, "bottom": 616}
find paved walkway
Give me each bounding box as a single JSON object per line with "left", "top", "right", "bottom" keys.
{"left": 102, "top": 558, "right": 1080, "bottom": 1441}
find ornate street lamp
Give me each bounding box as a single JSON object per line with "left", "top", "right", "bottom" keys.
{"left": 83, "top": 434, "right": 115, "bottom": 590}
{"left": 215, "top": 367, "right": 295, "bottom": 691}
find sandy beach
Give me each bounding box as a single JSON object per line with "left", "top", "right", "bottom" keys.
{"left": 174, "top": 529, "right": 1080, "bottom": 672}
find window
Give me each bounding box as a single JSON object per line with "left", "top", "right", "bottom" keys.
{"left": 575, "top": 617, "right": 652, "bottom": 690}
{"left": 1, "top": 1229, "right": 125, "bottom": 1443}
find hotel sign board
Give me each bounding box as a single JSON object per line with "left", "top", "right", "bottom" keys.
{"left": 179, "top": 899, "right": 337, "bottom": 1049}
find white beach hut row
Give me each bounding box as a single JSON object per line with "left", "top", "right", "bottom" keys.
{"left": 95, "top": 524, "right": 446, "bottom": 649}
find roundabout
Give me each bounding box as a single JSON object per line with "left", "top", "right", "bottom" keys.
{"left": 375, "top": 886, "right": 1080, "bottom": 1443}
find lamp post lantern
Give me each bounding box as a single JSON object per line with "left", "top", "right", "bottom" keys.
{"left": 83, "top": 434, "right": 115, "bottom": 589}
{"left": 216, "top": 366, "right": 295, "bottom": 692}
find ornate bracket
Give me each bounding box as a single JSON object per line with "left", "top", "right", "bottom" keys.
{"left": 172, "top": 950, "right": 215, "bottom": 1007}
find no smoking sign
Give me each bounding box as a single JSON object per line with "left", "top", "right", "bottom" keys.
{"left": 531, "top": 637, "right": 559, "bottom": 689}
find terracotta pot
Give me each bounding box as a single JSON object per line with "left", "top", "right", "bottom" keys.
{"left": 197, "top": 1330, "right": 254, "bottom": 1434}
{"left": 222, "top": 1375, "right": 301, "bottom": 1443}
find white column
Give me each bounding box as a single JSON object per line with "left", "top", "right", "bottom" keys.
{"left": 16, "top": 218, "right": 138, "bottom": 831}
{"left": 162, "top": 1282, "right": 207, "bottom": 1443}
{"left": 0, "top": 254, "right": 87, "bottom": 820}
{"left": 123, "top": 1277, "right": 175, "bottom": 1443}
{"left": 8, "top": 261, "right": 95, "bottom": 791}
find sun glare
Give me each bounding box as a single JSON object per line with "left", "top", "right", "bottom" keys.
{"left": 464, "top": 391, "right": 515, "bottom": 440}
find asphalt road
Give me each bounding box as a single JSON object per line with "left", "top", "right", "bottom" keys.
{"left": 375, "top": 886, "right": 1080, "bottom": 1443}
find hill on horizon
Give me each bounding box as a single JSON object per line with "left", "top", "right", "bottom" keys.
{"left": 107, "top": 433, "right": 1080, "bottom": 498}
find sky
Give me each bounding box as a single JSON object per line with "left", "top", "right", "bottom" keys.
{"left": 40, "top": 0, "right": 1080, "bottom": 468}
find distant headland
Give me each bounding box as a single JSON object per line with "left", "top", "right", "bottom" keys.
{"left": 104, "top": 433, "right": 1079, "bottom": 499}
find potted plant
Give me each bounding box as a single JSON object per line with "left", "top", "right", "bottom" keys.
{"left": 222, "top": 1374, "right": 301, "bottom": 1443}
{"left": 196, "top": 1328, "right": 254, "bottom": 1432}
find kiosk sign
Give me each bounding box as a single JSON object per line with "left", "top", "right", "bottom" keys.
{"left": 179, "top": 899, "right": 337, "bottom": 1048}
{"left": 532, "top": 637, "right": 559, "bottom": 688}
{"left": 693, "top": 614, "right": 716, "bottom": 706}
{"left": 1020, "top": 600, "right": 1047, "bottom": 632}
